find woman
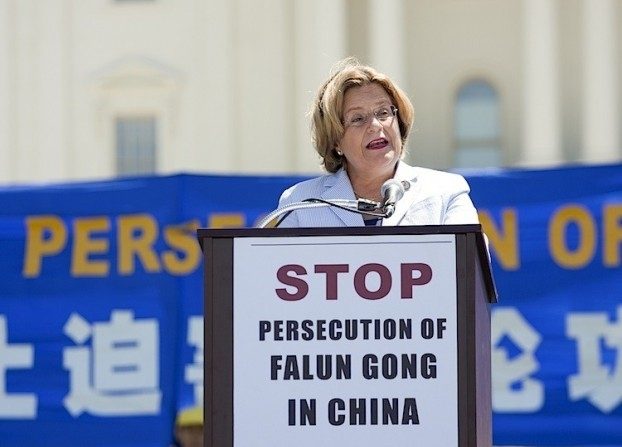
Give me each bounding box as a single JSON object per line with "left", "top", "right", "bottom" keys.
{"left": 277, "top": 58, "right": 479, "bottom": 227}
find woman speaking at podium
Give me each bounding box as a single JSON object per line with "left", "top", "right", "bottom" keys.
{"left": 276, "top": 58, "right": 479, "bottom": 228}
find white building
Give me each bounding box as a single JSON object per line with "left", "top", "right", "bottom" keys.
{"left": 0, "top": 0, "right": 620, "bottom": 184}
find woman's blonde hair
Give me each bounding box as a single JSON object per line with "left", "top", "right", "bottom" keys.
{"left": 310, "top": 57, "right": 415, "bottom": 173}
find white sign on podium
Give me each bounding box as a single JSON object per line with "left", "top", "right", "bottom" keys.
{"left": 233, "top": 234, "right": 458, "bottom": 446}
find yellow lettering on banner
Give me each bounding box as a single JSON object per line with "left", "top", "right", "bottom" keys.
{"left": 162, "top": 219, "right": 202, "bottom": 275}
{"left": 71, "top": 217, "right": 110, "bottom": 277}
{"left": 209, "top": 213, "right": 245, "bottom": 228}
{"left": 549, "top": 205, "right": 596, "bottom": 269}
{"left": 117, "top": 214, "right": 161, "bottom": 275}
{"left": 478, "top": 209, "right": 520, "bottom": 270}
{"left": 604, "top": 204, "right": 622, "bottom": 267}
{"left": 23, "top": 215, "right": 67, "bottom": 278}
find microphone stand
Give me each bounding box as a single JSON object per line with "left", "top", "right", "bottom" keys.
{"left": 256, "top": 198, "right": 391, "bottom": 228}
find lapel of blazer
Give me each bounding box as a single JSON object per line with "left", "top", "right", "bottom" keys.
{"left": 382, "top": 162, "right": 421, "bottom": 226}
{"left": 320, "top": 169, "right": 364, "bottom": 226}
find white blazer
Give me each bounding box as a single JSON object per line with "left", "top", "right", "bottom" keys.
{"left": 277, "top": 161, "right": 479, "bottom": 227}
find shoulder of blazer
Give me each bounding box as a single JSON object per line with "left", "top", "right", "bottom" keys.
{"left": 408, "top": 166, "right": 470, "bottom": 195}
{"left": 278, "top": 171, "right": 342, "bottom": 206}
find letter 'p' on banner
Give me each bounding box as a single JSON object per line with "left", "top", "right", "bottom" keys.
{"left": 198, "top": 225, "right": 497, "bottom": 447}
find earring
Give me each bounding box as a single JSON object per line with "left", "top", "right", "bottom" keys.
{"left": 336, "top": 149, "right": 343, "bottom": 156}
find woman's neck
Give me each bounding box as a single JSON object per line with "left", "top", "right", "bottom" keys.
{"left": 348, "top": 166, "right": 397, "bottom": 202}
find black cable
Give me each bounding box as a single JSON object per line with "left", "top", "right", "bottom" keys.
{"left": 302, "top": 198, "right": 387, "bottom": 217}
{"left": 274, "top": 210, "right": 294, "bottom": 228}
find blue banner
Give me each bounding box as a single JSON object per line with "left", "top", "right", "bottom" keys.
{"left": 0, "top": 165, "right": 621, "bottom": 446}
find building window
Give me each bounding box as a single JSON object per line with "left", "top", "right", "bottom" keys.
{"left": 453, "top": 80, "right": 502, "bottom": 168}
{"left": 116, "top": 116, "right": 157, "bottom": 176}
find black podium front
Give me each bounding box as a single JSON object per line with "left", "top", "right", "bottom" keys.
{"left": 198, "top": 225, "right": 497, "bottom": 447}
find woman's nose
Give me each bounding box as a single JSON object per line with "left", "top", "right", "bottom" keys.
{"left": 367, "top": 115, "right": 382, "bottom": 130}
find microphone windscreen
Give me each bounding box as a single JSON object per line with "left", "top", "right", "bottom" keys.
{"left": 381, "top": 179, "right": 405, "bottom": 202}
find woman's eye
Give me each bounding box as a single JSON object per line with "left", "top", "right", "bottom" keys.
{"left": 377, "top": 109, "right": 390, "bottom": 118}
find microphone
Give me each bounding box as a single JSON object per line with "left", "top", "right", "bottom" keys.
{"left": 380, "top": 179, "right": 405, "bottom": 218}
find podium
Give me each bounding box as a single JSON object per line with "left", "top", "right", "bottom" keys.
{"left": 198, "top": 225, "right": 497, "bottom": 447}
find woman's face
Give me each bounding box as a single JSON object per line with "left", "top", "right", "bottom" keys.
{"left": 337, "top": 82, "right": 402, "bottom": 180}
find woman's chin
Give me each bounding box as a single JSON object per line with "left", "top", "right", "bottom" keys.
{"left": 359, "top": 154, "right": 399, "bottom": 175}
{"left": 372, "top": 148, "right": 399, "bottom": 164}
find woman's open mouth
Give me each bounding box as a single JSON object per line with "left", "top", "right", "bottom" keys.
{"left": 366, "top": 138, "right": 389, "bottom": 150}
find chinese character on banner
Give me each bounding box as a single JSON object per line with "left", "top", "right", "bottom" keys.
{"left": 566, "top": 305, "right": 622, "bottom": 413}
{"left": 185, "top": 316, "right": 203, "bottom": 405}
{"left": 491, "top": 307, "right": 544, "bottom": 412}
{"left": 62, "top": 310, "right": 161, "bottom": 417}
{"left": 0, "top": 315, "right": 37, "bottom": 419}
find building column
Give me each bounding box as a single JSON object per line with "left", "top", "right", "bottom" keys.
{"left": 235, "top": 0, "right": 291, "bottom": 173}
{"left": 368, "top": 0, "right": 406, "bottom": 89}
{"left": 0, "top": 1, "right": 14, "bottom": 183}
{"left": 582, "top": 0, "right": 619, "bottom": 163}
{"left": 521, "top": 0, "right": 561, "bottom": 165}
{"left": 37, "top": 0, "right": 68, "bottom": 181}
{"left": 14, "top": 0, "right": 38, "bottom": 181}
{"left": 293, "top": 0, "right": 346, "bottom": 173}
{"left": 198, "top": 0, "right": 236, "bottom": 172}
